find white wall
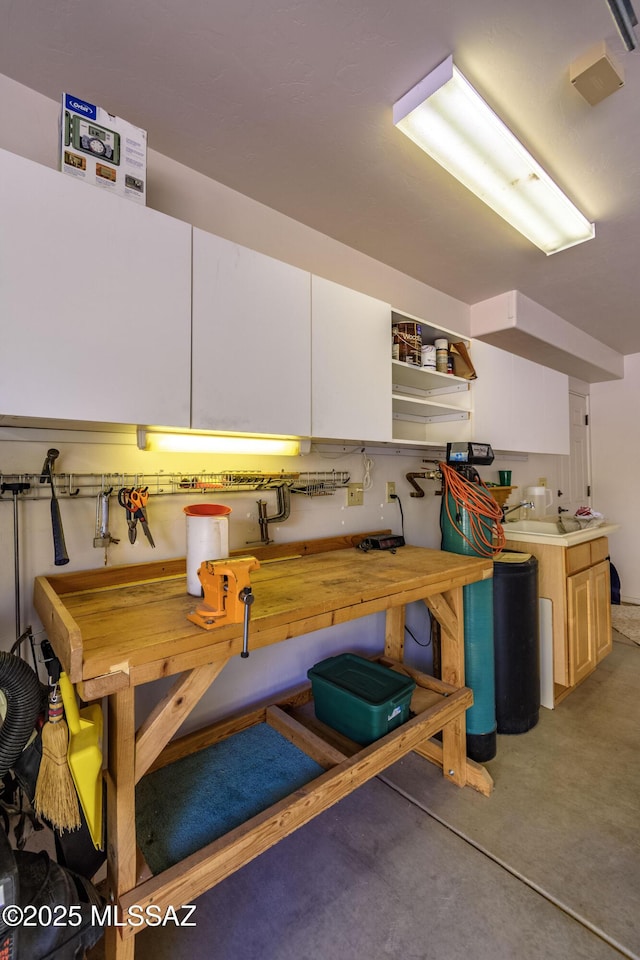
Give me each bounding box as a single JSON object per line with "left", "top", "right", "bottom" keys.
{"left": 591, "top": 354, "right": 640, "bottom": 602}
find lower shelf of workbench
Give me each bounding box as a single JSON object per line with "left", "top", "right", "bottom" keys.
{"left": 119, "top": 659, "right": 475, "bottom": 931}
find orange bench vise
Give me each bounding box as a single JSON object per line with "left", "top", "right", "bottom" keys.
{"left": 187, "top": 556, "right": 260, "bottom": 656}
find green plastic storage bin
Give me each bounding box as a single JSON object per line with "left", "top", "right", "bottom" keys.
{"left": 307, "top": 653, "right": 416, "bottom": 745}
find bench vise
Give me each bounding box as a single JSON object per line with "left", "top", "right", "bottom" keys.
{"left": 187, "top": 556, "right": 260, "bottom": 656}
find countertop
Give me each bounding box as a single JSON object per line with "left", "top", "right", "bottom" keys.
{"left": 502, "top": 521, "right": 619, "bottom": 548}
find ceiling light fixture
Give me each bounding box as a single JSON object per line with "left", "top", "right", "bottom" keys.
{"left": 393, "top": 55, "right": 595, "bottom": 255}
{"left": 137, "top": 428, "right": 301, "bottom": 456}
{"left": 605, "top": 0, "right": 638, "bottom": 52}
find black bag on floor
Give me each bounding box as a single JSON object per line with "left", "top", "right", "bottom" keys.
{"left": 0, "top": 826, "right": 105, "bottom": 960}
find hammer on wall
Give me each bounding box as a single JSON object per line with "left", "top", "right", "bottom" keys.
{"left": 40, "top": 448, "right": 70, "bottom": 566}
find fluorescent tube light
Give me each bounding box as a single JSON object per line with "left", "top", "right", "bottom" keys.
{"left": 393, "top": 56, "right": 595, "bottom": 255}
{"left": 605, "top": 0, "right": 638, "bottom": 51}
{"left": 137, "top": 428, "right": 300, "bottom": 456}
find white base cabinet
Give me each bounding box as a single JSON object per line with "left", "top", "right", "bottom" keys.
{"left": 0, "top": 148, "right": 192, "bottom": 428}
{"left": 192, "top": 230, "right": 311, "bottom": 437}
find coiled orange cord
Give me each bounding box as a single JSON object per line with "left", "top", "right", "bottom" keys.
{"left": 439, "top": 462, "right": 505, "bottom": 558}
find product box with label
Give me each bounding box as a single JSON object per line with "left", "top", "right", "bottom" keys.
{"left": 60, "top": 93, "right": 147, "bottom": 204}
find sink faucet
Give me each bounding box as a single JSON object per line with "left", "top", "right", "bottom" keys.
{"left": 503, "top": 500, "right": 534, "bottom": 518}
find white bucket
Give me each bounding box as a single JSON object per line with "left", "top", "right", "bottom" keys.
{"left": 184, "top": 504, "right": 231, "bottom": 596}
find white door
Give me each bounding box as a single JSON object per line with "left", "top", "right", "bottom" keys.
{"left": 558, "top": 392, "right": 591, "bottom": 515}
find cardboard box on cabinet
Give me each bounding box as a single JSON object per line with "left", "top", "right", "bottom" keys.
{"left": 60, "top": 93, "right": 147, "bottom": 204}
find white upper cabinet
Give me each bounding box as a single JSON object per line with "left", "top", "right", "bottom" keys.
{"left": 311, "top": 277, "right": 391, "bottom": 442}
{"left": 192, "top": 230, "right": 311, "bottom": 436}
{"left": 471, "top": 340, "right": 570, "bottom": 454}
{"left": 0, "top": 148, "right": 191, "bottom": 427}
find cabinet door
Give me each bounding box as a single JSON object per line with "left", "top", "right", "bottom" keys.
{"left": 0, "top": 148, "right": 191, "bottom": 427}
{"left": 567, "top": 568, "right": 596, "bottom": 686}
{"left": 592, "top": 560, "right": 613, "bottom": 663}
{"left": 471, "top": 340, "right": 569, "bottom": 454}
{"left": 311, "top": 276, "right": 391, "bottom": 441}
{"left": 192, "top": 230, "right": 311, "bottom": 436}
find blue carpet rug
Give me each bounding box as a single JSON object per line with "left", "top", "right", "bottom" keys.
{"left": 136, "top": 722, "right": 325, "bottom": 875}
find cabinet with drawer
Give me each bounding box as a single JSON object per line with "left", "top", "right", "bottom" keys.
{"left": 501, "top": 535, "right": 612, "bottom": 702}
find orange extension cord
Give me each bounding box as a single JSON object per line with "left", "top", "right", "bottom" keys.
{"left": 440, "top": 462, "right": 505, "bottom": 558}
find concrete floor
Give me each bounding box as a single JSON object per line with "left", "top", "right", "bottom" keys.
{"left": 90, "top": 634, "right": 640, "bottom": 960}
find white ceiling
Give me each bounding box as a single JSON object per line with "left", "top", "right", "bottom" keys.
{"left": 2, "top": 0, "right": 640, "bottom": 355}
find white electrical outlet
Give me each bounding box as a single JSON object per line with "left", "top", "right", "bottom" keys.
{"left": 386, "top": 481, "right": 396, "bottom": 502}
{"left": 538, "top": 477, "right": 547, "bottom": 487}
{"left": 347, "top": 483, "right": 364, "bottom": 506}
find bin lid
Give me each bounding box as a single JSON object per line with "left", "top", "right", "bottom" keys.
{"left": 495, "top": 551, "right": 532, "bottom": 563}
{"left": 183, "top": 504, "right": 232, "bottom": 517}
{"left": 308, "top": 654, "right": 415, "bottom": 705}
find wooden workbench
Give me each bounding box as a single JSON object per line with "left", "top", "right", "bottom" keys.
{"left": 34, "top": 536, "right": 493, "bottom": 959}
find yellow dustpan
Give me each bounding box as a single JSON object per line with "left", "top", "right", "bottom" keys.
{"left": 58, "top": 672, "right": 104, "bottom": 849}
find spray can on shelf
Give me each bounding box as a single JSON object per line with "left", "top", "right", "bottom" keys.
{"left": 422, "top": 344, "right": 436, "bottom": 369}
{"left": 435, "top": 338, "right": 449, "bottom": 373}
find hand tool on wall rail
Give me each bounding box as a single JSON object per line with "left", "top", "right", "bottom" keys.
{"left": 129, "top": 487, "right": 155, "bottom": 547}
{"left": 40, "top": 449, "right": 70, "bottom": 566}
{"left": 0, "top": 479, "right": 37, "bottom": 666}
{"left": 117, "top": 487, "right": 137, "bottom": 544}
{"left": 93, "top": 488, "right": 119, "bottom": 565}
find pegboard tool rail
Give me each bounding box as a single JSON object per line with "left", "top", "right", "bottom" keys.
{"left": 0, "top": 470, "right": 351, "bottom": 502}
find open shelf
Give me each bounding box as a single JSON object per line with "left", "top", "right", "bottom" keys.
{"left": 390, "top": 312, "right": 474, "bottom": 447}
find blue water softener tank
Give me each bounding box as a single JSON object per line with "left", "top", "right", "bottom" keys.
{"left": 441, "top": 489, "right": 497, "bottom": 763}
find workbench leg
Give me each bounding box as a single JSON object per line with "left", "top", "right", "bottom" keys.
{"left": 384, "top": 606, "right": 405, "bottom": 662}
{"left": 105, "top": 685, "right": 137, "bottom": 960}
{"left": 437, "top": 587, "right": 467, "bottom": 788}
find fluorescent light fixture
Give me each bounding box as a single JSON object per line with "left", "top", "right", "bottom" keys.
{"left": 605, "top": 0, "right": 638, "bottom": 52}
{"left": 137, "top": 428, "right": 300, "bottom": 456}
{"left": 393, "top": 56, "right": 595, "bottom": 255}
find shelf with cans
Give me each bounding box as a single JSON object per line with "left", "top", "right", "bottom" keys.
{"left": 391, "top": 311, "right": 474, "bottom": 446}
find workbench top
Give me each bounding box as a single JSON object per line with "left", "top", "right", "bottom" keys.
{"left": 34, "top": 544, "right": 493, "bottom": 696}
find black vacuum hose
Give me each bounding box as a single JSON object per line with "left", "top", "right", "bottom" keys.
{"left": 0, "top": 652, "right": 43, "bottom": 782}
